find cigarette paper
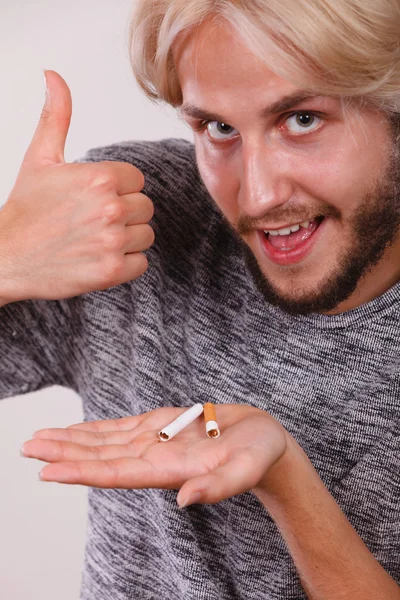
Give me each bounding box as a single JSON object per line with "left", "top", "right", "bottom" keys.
{"left": 158, "top": 403, "right": 204, "bottom": 442}
{"left": 204, "top": 403, "right": 220, "bottom": 438}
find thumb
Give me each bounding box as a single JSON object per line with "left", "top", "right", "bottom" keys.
{"left": 177, "top": 451, "right": 265, "bottom": 508}
{"left": 23, "top": 70, "right": 72, "bottom": 167}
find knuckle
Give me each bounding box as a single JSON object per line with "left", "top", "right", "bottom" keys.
{"left": 101, "top": 200, "right": 125, "bottom": 224}
{"left": 102, "top": 230, "right": 125, "bottom": 252}
{"left": 86, "top": 167, "right": 116, "bottom": 193}
{"left": 103, "top": 161, "right": 145, "bottom": 191}
{"left": 95, "top": 175, "right": 116, "bottom": 192}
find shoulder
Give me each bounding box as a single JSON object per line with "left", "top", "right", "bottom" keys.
{"left": 80, "top": 137, "right": 195, "bottom": 176}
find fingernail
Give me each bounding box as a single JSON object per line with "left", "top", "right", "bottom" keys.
{"left": 179, "top": 492, "right": 201, "bottom": 509}
{"left": 20, "top": 444, "right": 27, "bottom": 457}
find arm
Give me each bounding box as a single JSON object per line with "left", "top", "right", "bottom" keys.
{"left": 253, "top": 436, "right": 400, "bottom": 600}
{"left": 0, "top": 69, "right": 153, "bottom": 398}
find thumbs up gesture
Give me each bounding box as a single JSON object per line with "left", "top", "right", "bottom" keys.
{"left": 0, "top": 70, "right": 154, "bottom": 303}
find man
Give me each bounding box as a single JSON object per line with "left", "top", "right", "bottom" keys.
{"left": 1, "top": 1, "right": 400, "bottom": 598}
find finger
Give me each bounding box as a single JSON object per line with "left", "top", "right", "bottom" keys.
{"left": 123, "top": 193, "right": 154, "bottom": 225}
{"left": 55, "top": 407, "right": 186, "bottom": 437}
{"left": 124, "top": 224, "right": 155, "bottom": 254}
{"left": 114, "top": 252, "right": 149, "bottom": 284}
{"left": 31, "top": 407, "right": 182, "bottom": 445}
{"left": 31, "top": 426, "right": 139, "bottom": 447}
{"left": 103, "top": 161, "right": 145, "bottom": 195}
{"left": 177, "top": 450, "right": 266, "bottom": 507}
{"left": 65, "top": 414, "right": 146, "bottom": 432}
{"left": 23, "top": 70, "right": 72, "bottom": 167}
{"left": 39, "top": 456, "right": 171, "bottom": 489}
{"left": 22, "top": 430, "right": 157, "bottom": 463}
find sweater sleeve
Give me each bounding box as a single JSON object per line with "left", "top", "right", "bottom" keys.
{"left": 0, "top": 298, "right": 76, "bottom": 399}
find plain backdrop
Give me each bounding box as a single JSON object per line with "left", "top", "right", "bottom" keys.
{"left": 0, "top": 1, "right": 192, "bottom": 598}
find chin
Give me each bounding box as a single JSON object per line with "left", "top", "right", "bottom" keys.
{"left": 245, "top": 252, "right": 357, "bottom": 315}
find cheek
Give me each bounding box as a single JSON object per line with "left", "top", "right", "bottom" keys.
{"left": 299, "top": 134, "right": 390, "bottom": 215}
{"left": 294, "top": 153, "right": 373, "bottom": 218}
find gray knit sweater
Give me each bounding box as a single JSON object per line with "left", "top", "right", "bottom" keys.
{"left": 1, "top": 138, "right": 399, "bottom": 599}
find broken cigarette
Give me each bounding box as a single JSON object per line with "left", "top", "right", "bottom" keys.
{"left": 204, "top": 403, "right": 220, "bottom": 438}
{"left": 158, "top": 403, "right": 204, "bottom": 442}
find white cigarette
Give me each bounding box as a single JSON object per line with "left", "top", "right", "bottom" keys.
{"left": 158, "top": 403, "right": 204, "bottom": 442}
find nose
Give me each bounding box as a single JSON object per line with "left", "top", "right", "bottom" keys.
{"left": 238, "top": 138, "right": 294, "bottom": 219}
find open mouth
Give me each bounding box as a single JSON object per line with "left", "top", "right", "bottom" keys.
{"left": 264, "top": 216, "right": 325, "bottom": 251}
{"left": 259, "top": 215, "right": 326, "bottom": 266}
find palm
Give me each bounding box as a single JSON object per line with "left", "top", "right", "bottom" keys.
{"left": 22, "top": 404, "right": 287, "bottom": 506}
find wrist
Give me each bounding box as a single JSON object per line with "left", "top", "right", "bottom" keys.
{"left": 0, "top": 253, "right": 22, "bottom": 306}
{"left": 0, "top": 209, "right": 24, "bottom": 305}
{"left": 0, "top": 278, "right": 20, "bottom": 306}
{"left": 253, "top": 433, "right": 314, "bottom": 509}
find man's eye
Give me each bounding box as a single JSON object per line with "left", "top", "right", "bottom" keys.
{"left": 203, "top": 121, "right": 238, "bottom": 141}
{"left": 195, "top": 112, "right": 323, "bottom": 141}
{"left": 284, "top": 112, "right": 322, "bottom": 135}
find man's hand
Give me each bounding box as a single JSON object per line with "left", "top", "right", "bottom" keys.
{"left": 0, "top": 70, "right": 154, "bottom": 304}
{"left": 21, "top": 404, "right": 287, "bottom": 507}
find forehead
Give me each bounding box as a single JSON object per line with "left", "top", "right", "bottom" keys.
{"left": 172, "top": 19, "right": 299, "bottom": 110}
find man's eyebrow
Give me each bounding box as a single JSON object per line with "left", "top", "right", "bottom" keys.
{"left": 179, "top": 92, "right": 319, "bottom": 122}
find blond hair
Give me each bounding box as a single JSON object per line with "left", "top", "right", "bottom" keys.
{"left": 128, "top": 0, "right": 400, "bottom": 113}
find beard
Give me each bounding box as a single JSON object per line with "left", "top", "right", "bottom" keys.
{"left": 230, "top": 139, "right": 400, "bottom": 316}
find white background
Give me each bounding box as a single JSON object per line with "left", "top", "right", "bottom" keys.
{"left": 0, "top": 1, "right": 191, "bottom": 598}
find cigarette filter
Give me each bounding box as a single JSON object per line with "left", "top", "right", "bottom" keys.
{"left": 158, "top": 403, "right": 204, "bottom": 442}
{"left": 204, "top": 403, "right": 220, "bottom": 438}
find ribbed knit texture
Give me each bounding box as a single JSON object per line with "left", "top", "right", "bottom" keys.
{"left": 1, "top": 138, "right": 399, "bottom": 599}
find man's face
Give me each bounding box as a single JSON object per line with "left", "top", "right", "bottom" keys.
{"left": 173, "top": 20, "right": 400, "bottom": 314}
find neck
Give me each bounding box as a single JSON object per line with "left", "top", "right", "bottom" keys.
{"left": 326, "top": 239, "right": 400, "bottom": 314}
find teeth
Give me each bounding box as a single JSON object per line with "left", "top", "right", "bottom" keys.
{"left": 264, "top": 223, "right": 302, "bottom": 237}
{"left": 300, "top": 221, "right": 310, "bottom": 228}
